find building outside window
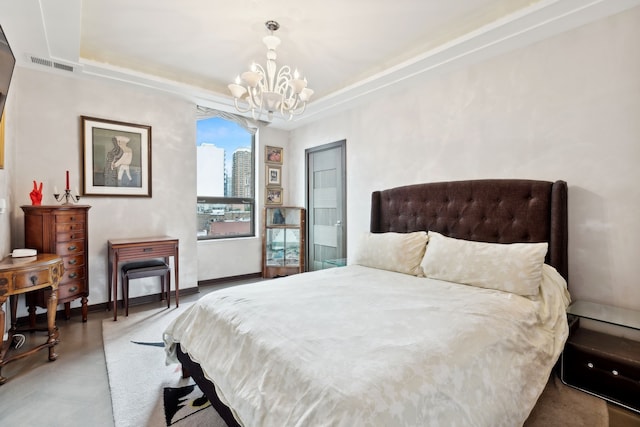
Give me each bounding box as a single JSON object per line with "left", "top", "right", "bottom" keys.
{"left": 196, "top": 115, "right": 255, "bottom": 240}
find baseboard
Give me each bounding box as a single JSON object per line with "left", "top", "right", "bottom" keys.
{"left": 13, "top": 274, "right": 262, "bottom": 326}
{"left": 198, "top": 272, "right": 262, "bottom": 287}
{"left": 15, "top": 287, "right": 200, "bottom": 326}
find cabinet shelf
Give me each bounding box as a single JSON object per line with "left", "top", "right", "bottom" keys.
{"left": 263, "top": 207, "right": 305, "bottom": 278}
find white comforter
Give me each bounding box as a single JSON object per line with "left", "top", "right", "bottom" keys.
{"left": 164, "top": 264, "right": 570, "bottom": 427}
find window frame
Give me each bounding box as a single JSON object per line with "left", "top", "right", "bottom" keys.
{"left": 196, "top": 119, "right": 256, "bottom": 241}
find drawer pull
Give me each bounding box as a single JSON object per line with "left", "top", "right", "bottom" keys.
{"left": 70, "top": 216, "right": 75, "bottom": 221}
{"left": 143, "top": 248, "right": 153, "bottom": 252}
{"left": 612, "top": 370, "right": 619, "bottom": 376}
{"left": 69, "top": 272, "right": 78, "bottom": 279}
{"left": 587, "top": 362, "right": 594, "bottom": 369}
{"left": 30, "top": 276, "right": 38, "bottom": 285}
{"left": 68, "top": 245, "right": 77, "bottom": 251}
{"left": 68, "top": 259, "right": 78, "bottom": 265}
{"left": 69, "top": 286, "right": 78, "bottom": 293}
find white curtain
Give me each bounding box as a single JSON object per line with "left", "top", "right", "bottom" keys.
{"left": 196, "top": 106, "right": 259, "bottom": 135}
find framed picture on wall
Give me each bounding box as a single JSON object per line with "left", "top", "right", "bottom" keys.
{"left": 266, "top": 165, "right": 281, "bottom": 186}
{"left": 266, "top": 187, "right": 283, "bottom": 205}
{"left": 81, "top": 116, "right": 152, "bottom": 197}
{"left": 265, "top": 145, "right": 283, "bottom": 164}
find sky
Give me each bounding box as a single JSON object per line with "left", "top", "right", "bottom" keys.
{"left": 196, "top": 117, "right": 252, "bottom": 174}
{"left": 196, "top": 117, "right": 251, "bottom": 149}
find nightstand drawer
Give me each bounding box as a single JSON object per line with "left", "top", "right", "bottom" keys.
{"left": 12, "top": 268, "right": 53, "bottom": 290}
{"left": 562, "top": 328, "right": 640, "bottom": 411}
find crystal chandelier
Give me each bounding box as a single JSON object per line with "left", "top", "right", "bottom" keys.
{"left": 228, "top": 20, "right": 313, "bottom": 121}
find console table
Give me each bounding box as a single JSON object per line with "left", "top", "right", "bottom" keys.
{"left": 0, "top": 254, "right": 63, "bottom": 384}
{"left": 107, "top": 236, "right": 179, "bottom": 321}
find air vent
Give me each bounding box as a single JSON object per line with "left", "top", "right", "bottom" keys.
{"left": 29, "top": 55, "right": 75, "bottom": 73}
{"left": 53, "top": 62, "right": 74, "bottom": 72}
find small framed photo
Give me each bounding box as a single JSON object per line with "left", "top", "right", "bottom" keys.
{"left": 265, "top": 145, "right": 283, "bottom": 164}
{"left": 266, "top": 165, "right": 281, "bottom": 186}
{"left": 81, "top": 116, "right": 152, "bottom": 197}
{"left": 266, "top": 187, "right": 283, "bottom": 205}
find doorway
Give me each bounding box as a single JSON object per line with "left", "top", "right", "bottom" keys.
{"left": 305, "top": 140, "right": 347, "bottom": 271}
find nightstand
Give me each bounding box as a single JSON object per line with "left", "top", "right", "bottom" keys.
{"left": 561, "top": 300, "right": 640, "bottom": 413}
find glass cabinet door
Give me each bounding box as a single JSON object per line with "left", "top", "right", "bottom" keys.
{"left": 263, "top": 207, "right": 306, "bottom": 278}
{"left": 266, "top": 228, "right": 285, "bottom": 266}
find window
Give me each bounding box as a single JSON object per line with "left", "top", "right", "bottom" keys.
{"left": 197, "top": 116, "right": 255, "bottom": 240}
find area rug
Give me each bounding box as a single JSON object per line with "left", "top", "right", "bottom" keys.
{"left": 102, "top": 304, "right": 226, "bottom": 427}
{"left": 103, "top": 303, "right": 608, "bottom": 427}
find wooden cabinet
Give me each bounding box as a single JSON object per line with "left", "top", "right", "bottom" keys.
{"left": 21, "top": 205, "right": 91, "bottom": 323}
{"left": 561, "top": 301, "right": 640, "bottom": 413}
{"left": 263, "top": 207, "right": 305, "bottom": 278}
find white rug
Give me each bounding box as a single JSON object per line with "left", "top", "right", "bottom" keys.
{"left": 102, "top": 304, "right": 226, "bottom": 427}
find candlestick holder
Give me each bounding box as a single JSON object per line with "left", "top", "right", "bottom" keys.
{"left": 54, "top": 189, "right": 80, "bottom": 205}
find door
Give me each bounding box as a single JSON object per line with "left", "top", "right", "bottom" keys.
{"left": 306, "top": 140, "right": 346, "bottom": 271}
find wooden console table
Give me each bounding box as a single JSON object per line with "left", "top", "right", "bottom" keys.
{"left": 0, "top": 254, "right": 63, "bottom": 384}
{"left": 107, "top": 236, "right": 179, "bottom": 321}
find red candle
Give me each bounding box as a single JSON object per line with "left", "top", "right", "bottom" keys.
{"left": 66, "top": 170, "right": 70, "bottom": 191}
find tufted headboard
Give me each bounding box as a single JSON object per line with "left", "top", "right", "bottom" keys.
{"left": 370, "top": 179, "right": 568, "bottom": 281}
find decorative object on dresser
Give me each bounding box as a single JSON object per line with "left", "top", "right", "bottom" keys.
{"left": 53, "top": 170, "right": 81, "bottom": 204}
{"left": 0, "top": 254, "right": 63, "bottom": 384}
{"left": 21, "top": 205, "right": 91, "bottom": 323}
{"left": 263, "top": 206, "right": 305, "bottom": 278}
{"left": 29, "top": 180, "right": 43, "bottom": 205}
{"left": 561, "top": 300, "right": 640, "bottom": 413}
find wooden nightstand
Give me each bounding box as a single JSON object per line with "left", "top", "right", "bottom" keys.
{"left": 0, "top": 254, "right": 63, "bottom": 384}
{"left": 561, "top": 300, "right": 640, "bottom": 413}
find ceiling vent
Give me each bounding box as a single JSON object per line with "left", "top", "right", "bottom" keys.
{"left": 29, "top": 55, "right": 75, "bottom": 73}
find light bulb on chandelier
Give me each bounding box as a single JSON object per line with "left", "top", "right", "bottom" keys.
{"left": 228, "top": 20, "right": 313, "bottom": 121}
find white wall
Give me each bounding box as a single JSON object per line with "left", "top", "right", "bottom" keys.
{"left": 3, "top": 67, "right": 288, "bottom": 318}
{"left": 287, "top": 7, "right": 640, "bottom": 311}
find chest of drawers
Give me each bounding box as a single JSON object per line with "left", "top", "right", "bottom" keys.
{"left": 21, "top": 205, "right": 91, "bottom": 323}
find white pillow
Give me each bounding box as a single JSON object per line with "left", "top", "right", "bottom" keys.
{"left": 420, "top": 231, "right": 548, "bottom": 296}
{"left": 352, "top": 231, "right": 428, "bottom": 276}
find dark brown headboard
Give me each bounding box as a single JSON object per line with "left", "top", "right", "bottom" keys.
{"left": 370, "top": 179, "right": 568, "bottom": 281}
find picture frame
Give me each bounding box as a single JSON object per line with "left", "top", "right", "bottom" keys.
{"left": 266, "top": 187, "right": 283, "bottom": 205}
{"left": 266, "top": 165, "right": 281, "bottom": 187}
{"left": 81, "top": 116, "right": 152, "bottom": 197}
{"left": 265, "top": 145, "right": 283, "bottom": 164}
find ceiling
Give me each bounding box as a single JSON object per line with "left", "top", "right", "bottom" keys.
{"left": 0, "top": 0, "right": 638, "bottom": 129}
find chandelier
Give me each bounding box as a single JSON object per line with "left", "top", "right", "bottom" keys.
{"left": 228, "top": 20, "right": 313, "bottom": 121}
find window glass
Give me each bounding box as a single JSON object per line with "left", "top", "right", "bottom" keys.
{"left": 196, "top": 117, "right": 255, "bottom": 239}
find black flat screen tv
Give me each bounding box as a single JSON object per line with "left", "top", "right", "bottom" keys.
{"left": 0, "top": 24, "right": 16, "bottom": 120}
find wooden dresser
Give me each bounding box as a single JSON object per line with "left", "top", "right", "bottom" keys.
{"left": 21, "top": 205, "right": 91, "bottom": 323}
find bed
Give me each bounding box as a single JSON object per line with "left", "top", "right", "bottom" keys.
{"left": 164, "top": 178, "right": 570, "bottom": 426}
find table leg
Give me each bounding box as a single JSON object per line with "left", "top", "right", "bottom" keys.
{"left": 81, "top": 296, "right": 88, "bottom": 322}
{"left": 112, "top": 252, "right": 119, "bottom": 321}
{"left": 46, "top": 286, "right": 59, "bottom": 361}
{"left": 0, "top": 296, "right": 6, "bottom": 385}
{"left": 174, "top": 245, "right": 179, "bottom": 307}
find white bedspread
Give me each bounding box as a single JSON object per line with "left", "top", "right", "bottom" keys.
{"left": 164, "top": 264, "right": 570, "bottom": 427}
